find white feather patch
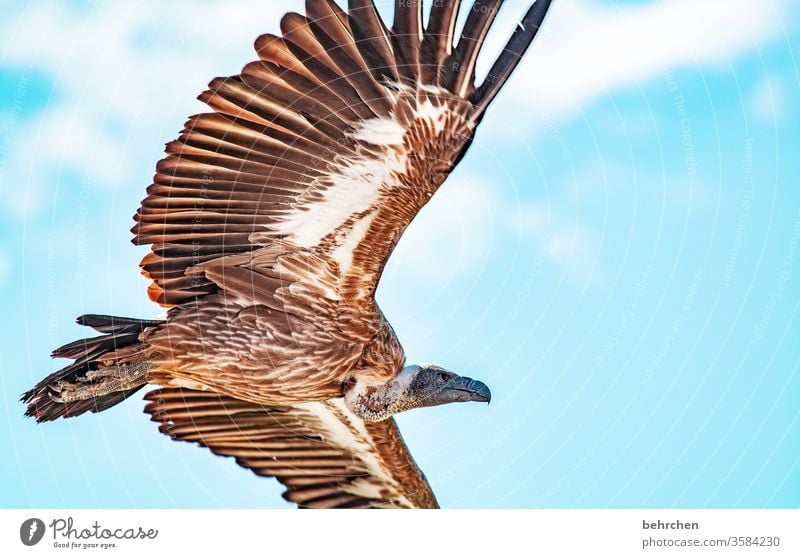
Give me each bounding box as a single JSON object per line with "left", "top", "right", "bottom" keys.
{"left": 296, "top": 400, "right": 413, "bottom": 508}
{"left": 415, "top": 99, "right": 449, "bottom": 134}
{"left": 165, "top": 377, "right": 212, "bottom": 391}
{"left": 348, "top": 478, "right": 385, "bottom": 501}
{"left": 333, "top": 210, "right": 377, "bottom": 275}
{"left": 271, "top": 149, "right": 407, "bottom": 248}
{"left": 417, "top": 83, "right": 450, "bottom": 95}
{"left": 352, "top": 117, "right": 406, "bottom": 146}
{"left": 269, "top": 86, "right": 451, "bottom": 250}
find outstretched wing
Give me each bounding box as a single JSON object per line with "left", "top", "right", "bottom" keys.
{"left": 145, "top": 387, "right": 437, "bottom": 508}
{"left": 132, "top": 0, "right": 552, "bottom": 308}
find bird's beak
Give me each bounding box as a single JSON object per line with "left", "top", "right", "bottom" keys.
{"left": 443, "top": 376, "right": 492, "bottom": 404}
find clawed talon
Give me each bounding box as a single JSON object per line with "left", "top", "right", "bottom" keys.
{"left": 41, "top": 362, "right": 151, "bottom": 404}
{"left": 51, "top": 381, "right": 75, "bottom": 394}
{"left": 50, "top": 381, "right": 80, "bottom": 402}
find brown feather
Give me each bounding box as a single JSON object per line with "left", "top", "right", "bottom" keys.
{"left": 391, "top": 0, "right": 423, "bottom": 83}
{"left": 305, "top": 0, "right": 391, "bottom": 117}
{"left": 445, "top": 0, "right": 504, "bottom": 96}
{"left": 347, "top": 0, "right": 400, "bottom": 83}
{"left": 145, "top": 388, "right": 438, "bottom": 508}
{"left": 421, "top": 0, "right": 462, "bottom": 84}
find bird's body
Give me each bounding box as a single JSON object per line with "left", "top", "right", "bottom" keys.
{"left": 23, "top": 0, "right": 553, "bottom": 508}
{"left": 142, "top": 83, "right": 474, "bottom": 406}
{"left": 145, "top": 293, "right": 403, "bottom": 405}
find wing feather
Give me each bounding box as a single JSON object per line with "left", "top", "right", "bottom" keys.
{"left": 444, "top": 0, "right": 503, "bottom": 97}
{"left": 391, "top": 0, "right": 423, "bottom": 83}
{"left": 133, "top": 0, "right": 553, "bottom": 308}
{"left": 145, "top": 388, "right": 438, "bottom": 509}
{"left": 421, "top": 0, "right": 462, "bottom": 84}
{"left": 347, "top": 0, "right": 400, "bottom": 83}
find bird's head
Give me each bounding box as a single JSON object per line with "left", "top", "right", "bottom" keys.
{"left": 398, "top": 364, "right": 492, "bottom": 408}
{"left": 344, "top": 364, "right": 491, "bottom": 421}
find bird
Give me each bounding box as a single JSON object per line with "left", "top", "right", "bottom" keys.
{"left": 22, "top": 0, "right": 553, "bottom": 508}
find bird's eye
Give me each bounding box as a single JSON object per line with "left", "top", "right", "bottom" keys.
{"left": 438, "top": 372, "right": 451, "bottom": 382}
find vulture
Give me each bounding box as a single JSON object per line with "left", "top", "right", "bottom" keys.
{"left": 23, "top": 0, "right": 553, "bottom": 508}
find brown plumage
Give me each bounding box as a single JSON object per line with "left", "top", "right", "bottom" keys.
{"left": 23, "top": 0, "right": 553, "bottom": 508}
{"left": 145, "top": 388, "right": 437, "bottom": 508}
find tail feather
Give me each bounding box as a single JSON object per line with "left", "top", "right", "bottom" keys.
{"left": 76, "top": 314, "right": 162, "bottom": 334}
{"left": 22, "top": 314, "right": 161, "bottom": 422}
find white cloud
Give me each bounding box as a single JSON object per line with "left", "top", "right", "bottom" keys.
{"left": 0, "top": 0, "right": 790, "bottom": 213}
{"left": 484, "top": 0, "right": 789, "bottom": 119}
{"left": 509, "top": 202, "right": 549, "bottom": 235}
{"left": 506, "top": 198, "right": 604, "bottom": 285}
{"left": 385, "top": 176, "right": 602, "bottom": 286}
{"left": 0, "top": 0, "right": 294, "bottom": 214}
{"left": 2, "top": 0, "right": 790, "bottom": 200}
{"left": 0, "top": 0, "right": 789, "bottom": 286}
{"left": 0, "top": 248, "right": 9, "bottom": 284}
{"left": 0, "top": 2, "right": 292, "bottom": 115}
{"left": 747, "top": 73, "right": 787, "bottom": 124}
{"left": 385, "top": 178, "right": 497, "bottom": 282}
{"left": 540, "top": 226, "right": 602, "bottom": 284}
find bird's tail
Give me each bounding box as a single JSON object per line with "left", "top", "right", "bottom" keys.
{"left": 22, "top": 314, "right": 163, "bottom": 422}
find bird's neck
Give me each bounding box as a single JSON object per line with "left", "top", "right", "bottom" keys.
{"left": 344, "top": 374, "right": 415, "bottom": 422}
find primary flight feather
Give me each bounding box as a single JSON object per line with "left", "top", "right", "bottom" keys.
{"left": 23, "top": 0, "right": 553, "bottom": 508}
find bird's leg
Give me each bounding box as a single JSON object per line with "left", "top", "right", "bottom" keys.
{"left": 49, "top": 362, "right": 151, "bottom": 403}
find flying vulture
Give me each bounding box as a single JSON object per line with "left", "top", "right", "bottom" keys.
{"left": 23, "top": 0, "right": 553, "bottom": 508}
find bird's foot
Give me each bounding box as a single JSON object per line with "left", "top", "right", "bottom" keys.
{"left": 48, "top": 362, "right": 150, "bottom": 403}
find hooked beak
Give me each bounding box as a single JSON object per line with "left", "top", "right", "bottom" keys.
{"left": 443, "top": 376, "right": 492, "bottom": 404}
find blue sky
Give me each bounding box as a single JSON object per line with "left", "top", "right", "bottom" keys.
{"left": 1, "top": 0, "right": 798, "bottom": 508}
